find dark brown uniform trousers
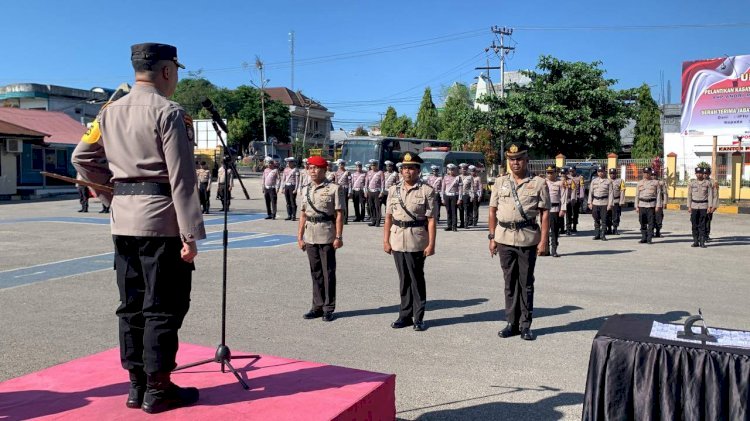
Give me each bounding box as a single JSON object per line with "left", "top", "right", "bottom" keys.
{"left": 444, "top": 195, "right": 458, "bottom": 229}
{"left": 639, "top": 207, "right": 656, "bottom": 241}
{"left": 283, "top": 185, "right": 297, "bottom": 219}
{"left": 548, "top": 210, "right": 561, "bottom": 248}
{"left": 498, "top": 243, "right": 537, "bottom": 329}
{"left": 264, "top": 187, "right": 278, "bottom": 217}
{"left": 592, "top": 205, "right": 608, "bottom": 234}
{"left": 367, "top": 192, "right": 382, "bottom": 226}
{"left": 113, "top": 236, "right": 193, "bottom": 374}
{"left": 352, "top": 190, "right": 365, "bottom": 221}
{"left": 393, "top": 251, "right": 426, "bottom": 322}
{"left": 691, "top": 208, "right": 708, "bottom": 241}
{"left": 306, "top": 243, "right": 336, "bottom": 312}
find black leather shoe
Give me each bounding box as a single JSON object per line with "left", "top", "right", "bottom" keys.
{"left": 498, "top": 323, "right": 520, "bottom": 338}
{"left": 413, "top": 321, "right": 425, "bottom": 331}
{"left": 141, "top": 373, "right": 199, "bottom": 414}
{"left": 126, "top": 369, "right": 146, "bottom": 409}
{"left": 520, "top": 328, "right": 536, "bottom": 341}
{"left": 322, "top": 312, "right": 334, "bottom": 322}
{"left": 391, "top": 318, "right": 413, "bottom": 329}
{"left": 444, "top": 227, "right": 452, "bottom": 231}
{"left": 303, "top": 310, "right": 323, "bottom": 319}
{"left": 691, "top": 242, "right": 699, "bottom": 247}
{"left": 285, "top": 216, "right": 292, "bottom": 220}
{"left": 601, "top": 235, "right": 607, "bottom": 241}
{"left": 264, "top": 215, "right": 272, "bottom": 219}
{"left": 452, "top": 227, "right": 458, "bottom": 232}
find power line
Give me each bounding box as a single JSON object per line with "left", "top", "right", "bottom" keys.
{"left": 515, "top": 22, "right": 750, "bottom": 31}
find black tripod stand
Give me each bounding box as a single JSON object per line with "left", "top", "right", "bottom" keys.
{"left": 173, "top": 123, "right": 259, "bottom": 390}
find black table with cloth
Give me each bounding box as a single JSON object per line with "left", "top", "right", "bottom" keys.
{"left": 582, "top": 314, "right": 750, "bottom": 421}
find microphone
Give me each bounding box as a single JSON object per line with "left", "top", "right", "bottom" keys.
{"left": 200, "top": 97, "right": 229, "bottom": 134}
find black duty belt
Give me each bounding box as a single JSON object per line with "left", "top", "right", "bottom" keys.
{"left": 551, "top": 202, "right": 560, "bottom": 207}
{"left": 307, "top": 214, "right": 334, "bottom": 223}
{"left": 392, "top": 219, "right": 427, "bottom": 228}
{"left": 692, "top": 199, "right": 708, "bottom": 203}
{"left": 498, "top": 220, "right": 538, "bottom": 230}
{"left": 638, "top": 197, "right": 656, "bottom": 202}
{"left": 114, "top": 182, "right": 171, "bottom": 197}
{"left": 593, "top": 195, "right": 609, "bottom": 200}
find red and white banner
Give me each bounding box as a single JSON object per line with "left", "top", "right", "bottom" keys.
{"left": 681, "top": 55, "right": 750, "bottom": 136}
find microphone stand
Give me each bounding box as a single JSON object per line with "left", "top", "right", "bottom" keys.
{"left": 173, "top": 122, "right": 259, "bottom": 390}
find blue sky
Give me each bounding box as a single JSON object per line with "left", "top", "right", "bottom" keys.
{"left": 1, "top": 0, "right": 748, "bottom": 130}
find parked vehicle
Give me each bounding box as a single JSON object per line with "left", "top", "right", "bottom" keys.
{"left": 340, "top": 137, "right": 451, "bottom": 171}
{"left": 418, "top": 149, "right": 488, "bottom": 199}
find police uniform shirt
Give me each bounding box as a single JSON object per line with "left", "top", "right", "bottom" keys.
{"left": 366, "top": 169, "right": 385, "bottom": 191}
{"left": 460, "top": 173, "right": 475, "bottom": 198}
{"left": 301, "top": 180, "right": 342, "bottom": 244}
{"left": 427, "top": 174, "right": 442, "bottom": 192}
{"left": 635, "top": 179, "right": 662, "bottom": 208}
{"left": 283, "top": 166, "right": 300, "bottom": 188}
{"left": 335, "top": 169, "right": 351, "bottom": 191}
{"left": 218, "top": 166, "right": 233, "bottom": 184}
{"left": 545, "top": 179, "right": 568, "bottom": 213}
{"left": 351, "top": 170, "right": 366, "bottom": 190}
{"left": 473, "top": 175, "right": 482, "bottom": 197}
{"left": 263, "top": 167, "right": 280, "bottom": 189}
{"left": 384, "top": 171, "right": 400, "bottom": 190}
{"left": 611, "top": 177, "right": 626, "bottom": 205}
{"left": 569, "top": 174, "right": 584, "bottom": 200}
{"left": 588, "top": 177, "right": 614, "bottom": 207}
{"left": 441, "top": 174, "right": 462, "bottom": 199}
{"left": 659, "top": 179, "right": 669, "bottom": 203}
{"left": 196, "top": 168, "right": 211, "bottom": 184}
{"left": 490, "top": 175, "right": 550, "bottom": 247}
{"left": 386, "top": 183, "right": 435, "bottom": 252}
{"left": 709, "top": 177, "right": 720, "bottom": 208}
{"left": 688, "top": 179, "right": 713, "bottom": 209}
{"left": 72, "top": 84, "right": 205, "bottom": 242}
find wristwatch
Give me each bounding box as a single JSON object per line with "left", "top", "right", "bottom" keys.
{"left": 335, "top": 236, "right": 343, "bottom": 241}
{"left": 487, "top": 233, "right": 495, "bottom": 240}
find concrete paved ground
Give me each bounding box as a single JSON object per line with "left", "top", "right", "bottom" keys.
{"left": 1, "top": 178, "right": 749, "bottom": 420}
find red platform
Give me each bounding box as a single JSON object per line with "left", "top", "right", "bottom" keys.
{"left": 0, "top": 343, "right": 395, "bottom": 420}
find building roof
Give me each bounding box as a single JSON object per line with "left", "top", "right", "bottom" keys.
{"left": 264, "top": 87, "right": 327, "bottom": 111}
{"left": 0, "top": 83, "right": 111, "bottom": 101}
{"left": 0, "top": 119, "right": 50, "bottom": 138}
{"left": 0, "top": 108, "right": 86, "bottom": 144}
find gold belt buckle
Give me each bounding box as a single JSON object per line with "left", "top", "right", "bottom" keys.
{"left": 510, "top": 221, "right": 517, "bottom": 230}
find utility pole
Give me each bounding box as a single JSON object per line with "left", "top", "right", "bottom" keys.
{"left": 256, "top": 56, "right": 269, "bottom": 157}
{"left": 289, "top": 31, "right": 295, "bottom": 91}
{"left": 302, "top": 98, "right": 311, "bottom": 157}
{"left": 490, "top": 26, "right": 515, "bottom": 97}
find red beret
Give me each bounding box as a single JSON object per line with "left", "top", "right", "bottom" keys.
{"left": 307, "top": 156, "right": 327, "bottom": 167}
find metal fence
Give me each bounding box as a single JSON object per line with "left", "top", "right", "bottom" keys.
{"left": 674, "top": 158, "right": 731, "bottom": 186}
{"left": 617, "top": 159, "right": 653, "bottom": 183}
{"left": 527, "top": 159, "right": 555, "bottom": 175}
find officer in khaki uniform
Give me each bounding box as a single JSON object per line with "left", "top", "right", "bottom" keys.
{"left": 587, "top": 166, "right": 614, "bottom": 241}
{"left": 635, "top": 167, "right": 663, "bottom": 244}
{"left": 196, "top": 161, "right": 211, "bottom": 214}
{"left": 72, "top": 43, "right": 203, "bottom": 413}
{"left": 298, "top": 155, "right": 344, "bottom": 322}
{"left": 383, "top": 153, "right": 436, "bottom": 331}
{"left": 705, "top": 166, "right": 719, "bottom": 241}
{"left": 544, "top": 165, "right": 567, "bottom": 257}
{"left": 654, "top": 173, "right": 668, "bottom": 237}
{"left": 488, "top": 143, "right": 550, "bottom": 341}
{"left": 217, "top": 164, "right": 233, "bottom": 211}
{"left": 606, "top": 168, "right": 625, "bottom": 235}
{"left": 687, "top": 166, "right": 714, "bottom": 248}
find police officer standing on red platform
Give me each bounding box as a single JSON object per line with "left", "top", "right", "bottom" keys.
{"left": 72, "top": 42, "right": 203, "bottom": 413}
{"left": 383, "top": 153, "right": 436, "bottom": 331}
{"left": 488, "top": 143, "right": 550, "bottom": 341}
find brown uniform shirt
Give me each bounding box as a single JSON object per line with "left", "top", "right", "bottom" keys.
{"left": 72, "top": 84, "right": 205, "bottom": 242}
{"left": 300, "top": 180, "right": 342, "bottom": 244}
{"left": 687, "top": 179, "right": 714, "bottom": 209}
{"left": 569, "top": 175, "right": 584, "bottom": 201}
{"left": 460, "top": 173, "right": 475, "bottom": 200}
{"left": 708, "top": 177, "right": 720, "bottom": 208}
{"left": 635, "top": 179, "right": 662, "bottom": 208}
{"left": 490, "top": 174, "right": 550, "bottom": 247}
{"left": 545, "top": 179, "right": 568, "bottom": 213}
{"left": 588, "top": 177, "right": 614, "bottom": 207}
{"left": 658, "top": 179, "right": 669, "bottom": 205}
{"left": 196, "top": 168, "right": 211, "bottom": 184}
{"left": 386, "top": 182, "right": 435, "bottom": 252}
{"left": 610, "top": 178, "right": 626, "bottom": 205}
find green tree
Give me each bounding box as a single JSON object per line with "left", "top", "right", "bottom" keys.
{"left": 439, "top": 83, "right": 474, "bottom": 148}
{"left": 354, "top": 126, "right": 369, "bottom": 136}
{"left": 396, "top": 115, "right": 413, "bottom": 137}
{"left": 631, "top": 84, "right": 663, "bottom": 159}
{"left": 482, "top": 55, "right": 630, "bottom": 158}
{"left": 172, "top": 78, "right": 218, "bottom": 118}
{"left": 464, "top": 129, "right": 498, "bottom": 166}
{"left": 414, "top": 87, "right": 441, "bottom": 139}
{"left": 380, "top": 106, "right": 399, "bottom": 136}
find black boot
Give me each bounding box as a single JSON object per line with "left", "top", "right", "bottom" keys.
{"left": 700, "top": 236, "right": 707, "bottom": 248}
{"left": 691, "top": 235, "right": 699, "bottom": 247}
{"left": 655, "top": 228, "right": 661, "bottom": 238}
{"left": 141, "top": 372, "right": 199, "bottom": 414}
{"left": 593, "top": 229, "right": 600, "bottom": 240}
{"left": 601, "top": 232, "right": 607, "bottom": 241}
{"left": 126, "top": 369, "right": 146, "bottom": 409}
{"left": 613, "top": 226, "right": 619, "bottom": 235}
{"left": 639, "top": 231, "right": 647, "bottom": 244}
{"left": 551, "top": 243, "right": 559, "bottom": 258}
{"left": 572, "top": 224, "right": 577, "bottom": 233}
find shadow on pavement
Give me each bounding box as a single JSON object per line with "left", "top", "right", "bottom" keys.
{"left": 408, "top": 391, "right": 584, "bottom": 421}
{"left": 334, "top": 298, "right": 489, "bottom": 319}
{"left": 427, "top": 305, "right": 583, "bottom": 329}
{"left": 534, "top": 310, "right": 690, "bottom": 337}
{"left": 561, "top": 249, "right": 633, "bottom": 256}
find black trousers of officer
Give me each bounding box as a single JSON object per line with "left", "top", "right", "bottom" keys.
{"left": 284, "top": 185, "right": 297, "bottom": 219}
{"left": 691, "top": 209, "right": 708, "bottom": 241}
{"left": 548, "top": 209, "right": 560, "bottom": 248}
{"left": 78, "top": 185, "right": 89, "bottom": 211}
{"left": 592, "top": 205, "right": 608, "bottom": 234}
{"left": 199, "top": 182, "right": 209, "bottom": 213}
{"left": 342, "top": 193, "right": 349, "bottom": 224}
{"left": 639, "top": 207, "right": 656, "bottom": 241}
{"left": 498, "top": 243, "right": 537, "bottom": 329}
{"left": 565, "top": 201, "right": 575, "bottom": 231}
{"left": 306, "top": 243, "right": 336, "bottom": 312}
{"left": 264, "top": 187, "right": 278, "bottom": 217}
{"left": 218, "top": 184, "right": 231, "bottom": 210}
{"left": 606, "top": 204, "right": 621, "bottom": 231}
{"left": 393, "top": 251, "right": 426, "bottom": 322}
{"left": 706, "top": 212, "right": 713, "bottom": 237}
{"left": 571, "top": 199, "right": 581, "bottom": 227}
{"left": 459, "top": 194, "right": 471, "bottom": 227}
{"left": 367, "top": 191, "right": 382, "bottom": 226}
{"left": 434, "top": 195, "right": 442, "bottom": 223}
{"left": 472, "top": 197, "right": 480, "bottom": 225}
{"left": 444, "top": 195, "right": 458, "bottom": 229}
{"left": 655, "top": 208, "right": 664, "bottom": 233}
{"left": 352, "top": 190, "right": 365, "bottom": 221}
{"left": 113, "top": 236, "right": 193, "bottom": 374}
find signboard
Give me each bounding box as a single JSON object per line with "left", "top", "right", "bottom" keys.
{"left": 681, "top": 55, "right": 750, "bottom": 136}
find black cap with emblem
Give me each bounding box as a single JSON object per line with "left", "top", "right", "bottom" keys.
{"left": 400, "top": 152, "right": 423, "bottom": 167}
{"left": 131, "top": 43, "right": 185, "bottom": 70}
{"left": 545, "top": 164, "right": 556, "bottom": 173}
{"left": 505, "top": 142, "right": 529, "bottom": 159}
